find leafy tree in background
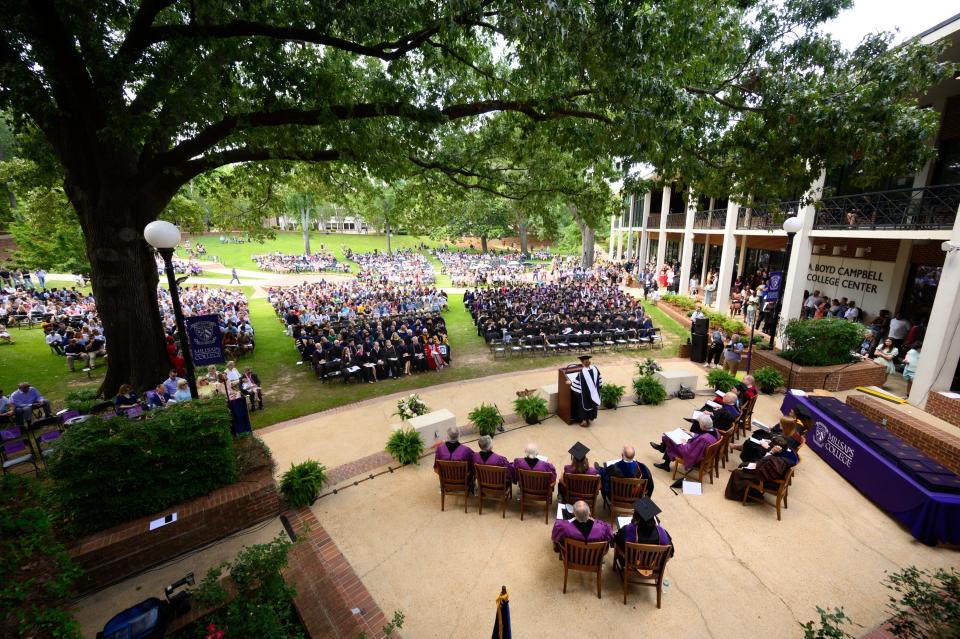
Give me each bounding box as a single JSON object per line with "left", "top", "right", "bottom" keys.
{"left": 0, "top": 0, "right": 946, "bottom": 394}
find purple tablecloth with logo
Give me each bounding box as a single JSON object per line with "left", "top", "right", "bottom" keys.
{"left": 781, "top": 392, "right": 960, "bottom": 546}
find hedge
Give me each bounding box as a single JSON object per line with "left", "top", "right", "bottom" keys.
{"left": 47, "top": 400, "right": 238, "bottom": 536}
{"left": 661, "top": 292, "right": 748, "bottom": 335}
{"left": 781, "top": 318, "right": 863, "bottom": 367}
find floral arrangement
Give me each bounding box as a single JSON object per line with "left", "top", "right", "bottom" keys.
{"left": 636, "top": 357, "right": 661, "bottom": 378}
{"left": 394, "top": 394, "right": 430, "bottom": 421}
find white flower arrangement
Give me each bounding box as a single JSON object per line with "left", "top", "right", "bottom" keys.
{"left": 394, "top": 393, "right": 430, "bottom": 421}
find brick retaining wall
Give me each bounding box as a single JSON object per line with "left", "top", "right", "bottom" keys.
{"left": 751, "top": 350, "right": 886, "bottom": 392}
{"left": 68, "top": 467, "right": 280, "bottom": 595}
{"left": 846, "top": 396, "right": 960, "bottom": 475}
{"left": 924, "top": 391, "right": 960, "bottom": 430}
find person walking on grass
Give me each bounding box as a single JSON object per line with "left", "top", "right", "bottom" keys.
{"left": 230, "top": 268, "right": 241, "bottom": 285}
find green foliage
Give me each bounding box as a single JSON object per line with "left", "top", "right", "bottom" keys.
{"left": 707, "top": 369, "right": 739, "bottom": 392}
{"left": 885, "top": 566, "right": 960, "bottom": 639}
{"left": 800, "top": 607, "right": 859, "bottom": 639}
{"left": 359, "top": 610, "right": 406, "bottom": 639}
{"left": 636, "top": 357, "right": 661, "bottom": 377}
{"left": 513, "top": 394, "right": 549, "bottom": 422}
{"left": 633, "top": 375, "right": 667, "bottom": 405}
{"left": 0, "top": 475, "right": 82, "bottom": 639}
{"left": 468, "top": 403, "right": 503, "bottom": 437}
{"left": 279, "top": 460, "right": 327, "bottom": 508}
{"left": 47, "top": 400, "right": 237, "bottom": 536}
{"left": 192, "top": 534, "right": 303, "bottom": 639}
{"left": 64, "top": 388, "right": 100, "bottom": 414}
{"left": 385, "top": 428, "right": 424, "bottom": 466}
{"left": 600, "top": 383, "right": 625, "bottom": 409}
{"left": 781, "top": 319, "right": 863, "bottom": 367}
{"left": 660, "top": 294, "right": 747, "bottom": 334}
{"left": 753, "top": 367, "right": 785, "bottom": 394}
{"left": 394, "top": 394, "right": 429, "bottom": 421}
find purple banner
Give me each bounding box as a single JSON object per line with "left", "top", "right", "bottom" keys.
{"left": 184, "top": 314, "right": 224, "bottom": 366}
{"left": 764, "top": 271, "right": 783, "bottom": 301}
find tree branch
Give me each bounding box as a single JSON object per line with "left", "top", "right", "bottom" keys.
{"left": 164, "top": 147, "right": 343, "bottom": 190}
{"left": 684, "top": 86, "right": 765, "bottom": 113}
{"left": 113, "top": 0, "right": 180, "bottom": 68}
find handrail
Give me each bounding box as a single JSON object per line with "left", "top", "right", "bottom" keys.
{"left": 813, "top": 183, "right": 960, "bottom": 231}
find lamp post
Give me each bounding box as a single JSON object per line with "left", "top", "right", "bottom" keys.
{"left": 767, "top": 215, "right": 803, "bottom": 351}
{"left": 144, "top": 220, "right": 199, "bottom": 399}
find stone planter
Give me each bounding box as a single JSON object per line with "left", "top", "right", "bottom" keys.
{"left": 750, "top": 349, "right": 887, "bottom": 392}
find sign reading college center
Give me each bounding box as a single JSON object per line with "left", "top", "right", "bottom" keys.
{"left": 805, "top": 255, "right": 895, "bottom": 312}
{"left": 184, "top": 314, "right": 225, "bottom": 365}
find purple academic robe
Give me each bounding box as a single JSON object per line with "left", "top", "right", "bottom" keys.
{"left": 562, "top": 465, "right": 599, "bottom": 476}
{"left": 663, "top": 431, "right": 718, "bottom": 468}
{"left": 512, "top": 457, "right": 557, "bottom": 484}
{"left": 551, "top": 518, "right": 614, "bottom": 546}
{"left": 435, "top": 442, "right": 475, "bottom": 466}
{"left": 619, "top": 522, "right": 671, "bottom": 547}
{"left": 473, "top": 451, "right": 513, "bottom": 482}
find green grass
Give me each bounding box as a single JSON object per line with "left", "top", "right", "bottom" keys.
{"left": 181, "top": 232, "right": 445, "bottom": 273}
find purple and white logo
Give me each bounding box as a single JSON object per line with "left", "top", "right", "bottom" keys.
{"left": 813, "top": 422, "right": 829, "bottom": 446}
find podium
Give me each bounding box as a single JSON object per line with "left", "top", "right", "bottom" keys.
{"left": 556, "top": 365, "right": 583, "bottom": 425}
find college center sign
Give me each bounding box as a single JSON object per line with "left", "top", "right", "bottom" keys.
{"left": 805, "top": 254, "right": 895, "bottom": 313}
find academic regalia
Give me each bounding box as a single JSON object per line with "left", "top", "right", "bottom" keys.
{"left": 740, "top": 430, "right": 773, "bottom": 464}
{"left": 551, "top": 517, "right": 614, "bottom": 547}
{"left": 562, "top": 464, "right": 599, "bottom": 476}
{"left": 512, "top": 456, "right": 557, "bottom": 484}
{"left": 435, "top": 441, "right": 475, "bottom": 465}
{"left": 600, "top": 460, "right": 655, "bottom": 498}
{"left": 724, "top": 455, "right": 791, "bottom": 500}
{"left": 225, "top": 383, "right": 252, "bottom": 436}
{"left": 570, "top": 362, "right": 602, "bottom": 423}
{"left": 663, "top": 431, "right": 718, "bottom": 469}
{"left": 473, "top": 450, "right": 513, "bottom": 483}
{"left": 614, "top": 522, "right": 673, "bottom": 552}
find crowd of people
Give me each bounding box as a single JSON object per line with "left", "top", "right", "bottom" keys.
{"left": 267, "top": 280, "right": 451, "bottom": 382}
{"left": 251, "top": 250, "right": 350, "bottom": 274}
{"left": 155, "top": 255, "right": 204, "bottom": 276}
{"left": 348, "top": 248, "right": 436, "bottom": 285}
{"left": 466, "top": 281, "right": 654, "bottom": 343}
{"left": 433, "top": 250, "right": 533, "bottom": 286}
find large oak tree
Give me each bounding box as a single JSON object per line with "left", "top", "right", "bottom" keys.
{"left": 0, "top": 0, "right": 946, "bottom": 393}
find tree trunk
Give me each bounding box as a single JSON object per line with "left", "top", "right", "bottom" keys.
{"left": 567, "top": 203, "right": 596, "bottom": 268}
{"left": 385, "top": 218, "right": 392, "bottom": 254}
{"left": 517, "top": 222, "right": 529, "bottom": 254}
{"left": 300, "top": 206, "right": 311, "bottom": 255}
{"left": 480, "top": 235, "right": 488, "bottom": 253}
{"left": 72, "top": 187, "right": 172, "bottom": 397}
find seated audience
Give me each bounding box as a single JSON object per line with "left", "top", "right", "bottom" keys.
{"left": 147, "top": 385, "right": 170, "bottom": 409}
{"left": 724, "top": 436, "right": 798, "bottom": 501}
{"left": 241, "top": 367, "right": 263, "bottom": 410}
{"left": 596, "top": 445, "right": 654, "bottom": 499}
{"left": 512, "top": 442, "right": 557, "bottom": 486}
{"left": 559, "top": 441, "right": 598, "bottom": 503}
{"left": 162, "top": 369, "right": 184, "bottom": 396}
{"left": 0, "top": 389, "right": 14, "bottom": 419}
{"left": 613, "top": 497, "right": 674, "bottom": 570}
{"left": 114, "top": 384, "right": 140, "bottom": 410}
{"left": 434, "top": 426, "right": 475, "bottom": 468}
{"left": 473, "top": 435, "right": 512, "bottom": 484}
{"left": 9, "top": 382, "right": 52, "bottom": 426}
{"left": 649, "top": 413, "right": 719, "bottom": 472}
{"left": 172, "top": 379, "right": 192, "bottom": 402}
{"left": 551, "top": 500, "right": 614, "bottom": 552}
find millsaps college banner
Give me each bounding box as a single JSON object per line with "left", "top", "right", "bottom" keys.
{"left": 184, "top": 314, "right": 225, "bottom": 365}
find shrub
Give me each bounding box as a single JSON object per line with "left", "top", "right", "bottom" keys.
{"left": 64, "top": 389, "right": 100, "bottom": 414}
{"left": 0, "top": 475, "right": 82, "bottom": 639}
{"left": 781, "top": 318, "right": 862, "bottom": 366}
{"left": 707, "top": 369, "right": 739, "bottom": 392}
{"left": 885, "top": 566, "right": 960, "bottom": 639}
{"left": 662, "top": 292, "right": 697, "bottom": 311}
{"left": 513, "top": 394, "right": 549, "bottom": 423}
{"left": 468, "top": 403, "right": 503, "bottom": 436}
{"left": 191, "top": 534, "right": 302, "bottom": 639}
{"left": 633, "top": 375, "right": 667, "bottom": 405}
{"left": 279, "top": 460, "right": 327, "bottom": 508}
{"left": 47, "top": 399, "right": 237, "bottom": 536}
{"left": 600, "top": 383, "right": 625, "bottom": 409}
{"left": 386, "top": 427, "right": 424, "bottom": 465}
{"left": 753, "top": 367, "right": 785, "bottom": 394}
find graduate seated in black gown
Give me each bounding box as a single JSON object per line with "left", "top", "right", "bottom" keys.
{"left": 613, "top": 497, "right": 674, "bottom": 571}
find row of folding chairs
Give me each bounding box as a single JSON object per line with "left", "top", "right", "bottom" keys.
{"left": 490, "top": 329, "right": 662, "bottom": 358}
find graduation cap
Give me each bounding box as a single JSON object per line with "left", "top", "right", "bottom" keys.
{"left": 568, "top": 441, "right": 590, "bottom": 461}
{"left": 632, "top": 497, "right": 661, "bottom": 522}
{"left": 577, "top": 353, "right": 592, "bottom": 362}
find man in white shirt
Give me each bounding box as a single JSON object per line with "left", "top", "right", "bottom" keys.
{"left": 843, "top": 301, "right": 862, "bottom": 323}
{"left": 803, "top": 290, "right": 821, "bottom": 318}
{"left": 888, "top": 313, "right": 910, "bottom": 349}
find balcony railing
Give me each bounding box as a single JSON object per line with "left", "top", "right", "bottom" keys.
{"left": 736, "top": 201, "right": 802, "bottom": 230}
{"left": 665, "top": 213, "right": 686, "bottom": 229}
{"left": 693, "top": 208, "right": 727, "bottom": 229}
{"left": 813, "top": 183, "right": 960, "bottom": 231}
{"left": 646, "top": 214, "right": 661, "bottom": 229}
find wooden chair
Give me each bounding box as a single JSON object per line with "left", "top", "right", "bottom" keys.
{"left": 606, "top": 476, "right": 647, "bottom": 523}
{"left": 742, "top": 467, "right": 794, "bottom": 520}
{"left": 672, "top": 439, "right": 722, "bottom": 485}
{"left": 517, "top": 469, "right": 554, "bottom": 523}
{"left": 561, "top": 538, "right": 609, "bottom": 598}
{"left": 717, "top": 427, "right": 735, "bottom": 470}
{"left": 476, "top": 464, "right": 512, "bottom": 517}
{"left": 735, "top": 396, "right": 756, "bottom": 441}
{"left": 563, "top": 473, "right": 601, "bottom": 512}
{"left": 436, "top": 460, "right": 470, "bottom": 513}
{"left": 615, "top": 543, "right": 672, "bottom": 607}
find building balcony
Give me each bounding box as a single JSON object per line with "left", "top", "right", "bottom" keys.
{"left": 813, "top": 183, "right": 960, "bottom": 231}
{"left": 693, "top": 208, "right": 727, "bottom": 229}
{"left": 646, "top": 214, "right": 661, "bottom": 229}
{"left": 736, "top": 201, "right": 802, "bottom": 230}
{"left": 665, "top": 213, "right": 686, "bottom": 229}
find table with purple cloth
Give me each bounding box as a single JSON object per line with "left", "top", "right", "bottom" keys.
{"left": 781, "top": 391, "right": 960, "bottom": 546}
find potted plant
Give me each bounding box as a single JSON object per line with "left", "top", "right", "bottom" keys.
{"left": 468, "top": 403, "right": 504, "bottom": 436}
{"left": 753, "top": 366, "right": 786, "bottom": 394}
{"left": 513, "top": 394, "right": 549, "bottom": 425}
{"left": 394, "top": 394, "right": 429, "bottom": 421}
{"left": 636, "top": 357, "right": 661, "bottom": 378}
{"left": 386, "top": 427, "right": 424, "bottom": 465}
{"left": 706, "top": 368, "right": 739, "bottom": 392}
{"left": 678, "top": 338, "right": 692, "bottom": 359}
{"left": 600, "top": 383, "right": 625, "bottom": 409}
{"left": 633, "top": 375, "right": 667, "bottom": 405}
{"left": 279, "top": 459, "right": 327, "bottom": 507}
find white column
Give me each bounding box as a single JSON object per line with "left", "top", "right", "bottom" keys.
{"left": 777, "top": 171, "right": 826, "bottom": 347}
{"left": 608, "top": 214, "right": 615, "bottom": 258}
{"left": 616, "top": 215, "right": 624, "bottom": 260}
{"left": 888, "top": 239, "right": 913, "bottom": 314}
{"left": 909, "top": 208, "right": 960, "bottom": 406}
{"left": 656, "top": 185, "right": 670, "bottom": 268}
{"left": 679, "top": 188, "right": 696, "bottom": 295}
{"left": 714, "top": 200, "right": 739, "bottom": 311}
{"left": 737, "top": 234, "right": 748, "bottom": 278}
{"left": 638, "top": 191, "right": 652, "bottom": 267}
{"left": 625, "top": 194, "right": 636, "bottom": 260}
{"left": 701, "top": 241, "right": 711, "bottom": 284}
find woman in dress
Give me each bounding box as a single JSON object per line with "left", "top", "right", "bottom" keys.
{"left": 745, "top": 289, "right": 759, "bottom": 327}
{"left": 703, "top": 276, "right": 717, "bottom": 306}
{"left": 869, "top": 338, "right": 899, "bottom": 385}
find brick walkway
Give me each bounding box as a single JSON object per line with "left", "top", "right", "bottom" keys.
{"left": 284, "top": 507, "right": 396, "bottom": 639}
{"left": 326, "top": 451, "right": 394, "bottom": 485}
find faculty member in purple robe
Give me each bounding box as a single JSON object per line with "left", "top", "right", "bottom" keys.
{"left": 649, "top": 413, "right": 719, "bottom": 472}
{"left": 434, "top": 426, "right": 475, "bottom": 470}
{"left": 512, "top": 442, "right": 556, "bottom": 486}
{"left": 551, "top": 501, "right": 614, "bottom": 553}
{"left": 473, "top": 435, "right": 513, "bottom": 484}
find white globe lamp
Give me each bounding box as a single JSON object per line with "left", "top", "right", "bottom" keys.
{"left": 143, "top": 220, "right": 181, "bottom": 249}
{"left": 782, "top": 216, "right": 802, "bottom": 234}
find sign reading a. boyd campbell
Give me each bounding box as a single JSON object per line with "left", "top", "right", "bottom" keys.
{"left": 805, "top": 255, "right": 895, "bottom": 311}
{"left": 184, "top": 314, "right": 224, "bottom": 365}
